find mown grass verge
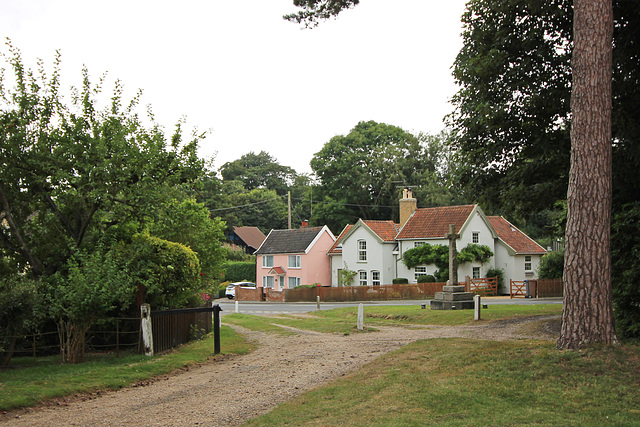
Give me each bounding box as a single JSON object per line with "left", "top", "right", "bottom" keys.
{"left": 314, "top": 303, "right": 563, "bottom": 326}
{"left": 223, "top": 312, "right": 376, "bottom": 335}
{"left": 0, "top": 326, "right": 250, "bottom": 411}
{"left": 246, "top": 338, "right": 640, "bottom": 426}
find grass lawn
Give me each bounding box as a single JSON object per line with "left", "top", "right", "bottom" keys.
{"left": 0, "top": 326, "right": 250, "bottom": 411}
{"left": 246, "top": 338, "right": 640, "bottom": 426}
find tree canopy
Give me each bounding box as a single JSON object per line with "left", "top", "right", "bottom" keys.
{"left": 310, "top": 121, "right": 459, "bottom": 233}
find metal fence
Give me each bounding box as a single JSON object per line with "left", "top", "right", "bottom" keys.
{"left": 150, "top": 307, "right": 213, "bottom": 354}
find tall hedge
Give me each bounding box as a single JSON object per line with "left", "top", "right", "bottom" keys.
{"left": 223, "top": 261, "right": 256, "bottom": 283}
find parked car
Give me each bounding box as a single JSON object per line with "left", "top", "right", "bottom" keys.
{"left": 225, "top": 282, "right": 256, "bottom": 299}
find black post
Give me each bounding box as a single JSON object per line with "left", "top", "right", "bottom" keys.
{"left": 213, "top": 304, "right": 223, "bottom": 355}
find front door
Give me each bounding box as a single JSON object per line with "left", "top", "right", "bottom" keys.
{"left": 279, "top": 274, "right": 286, "bottom": 290}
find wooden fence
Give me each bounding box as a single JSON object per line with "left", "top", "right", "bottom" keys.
{"left": 466, "top": 277, "right": 498, "bottom": 296}
{"left": 510, "top": 278, "right": 564, "bottom": 298}
{"left": 285, "top": 282, "right": 447, "bottom": 302}
{"left": 537, "top": 278, "right": 563, "bottom": 297}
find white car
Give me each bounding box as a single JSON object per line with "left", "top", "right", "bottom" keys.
{"left": 225, "top": 282, "right": 256, "bottom": 299}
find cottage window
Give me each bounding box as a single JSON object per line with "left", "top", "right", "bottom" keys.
{"left": 263, "top": 276, "right": 274, "bottom": 288}
{"left": 288, "top": 277, "right": 301, "bottom": 288}
{"left": 472, "top": 267, "right": 481, "bottom": 279}
{"left": 472, "top": 232, "right": 479, "bottom": 244}
{"left": 262, "top": 255, "right": 274, "bottom": 268}
{"left": 288, "top": 255, "right": 301, "bottom": 268}
{"left": 414, "top": 241, "right": 426, "bottom": 248}
{"left": 372, "top": 271, "right": 381, "bottom": 286}
{"left": 415, "top": 266, "right": 427, "bottom": 281}
{"left": 524, "top": 255, "right": 532, "bottom": 272}
{"left": 359, "top": 271, "right": 368, "bottom": 286}
{"left": 358, "top": 240, "right": 367, "bottom": 261}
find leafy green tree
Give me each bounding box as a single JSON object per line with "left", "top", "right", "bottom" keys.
{"left": 0, "top": 41, "right": 205, "bottom": 277}
{"left": 311, "top": 121, "right": 451, "bottom": 228}
{"left": 220, "top": 151, "right": 296, "bottom": 196}
{"left": 44, "top": 248, "right": 134, "bottom": 363}
{"left": 283, "top": 0, "right": 359, "bottom": 27}
{"left": 0, "top": 275, "right": 38, "bottom": 366}
{"left": 149, "top": 198, "right": 226, "bottom": 279}
{"left": 611, "top": 202, "right": 640, "bottom": 338}
{"left": 214, "top": 184, "right": 288, "bottom": 234}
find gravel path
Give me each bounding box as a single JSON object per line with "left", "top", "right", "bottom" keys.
{"left": 0, "top": 315, "right": 559, "bottom": 426}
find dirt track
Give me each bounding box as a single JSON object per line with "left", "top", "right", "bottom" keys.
{"left": 0, "top": 315, "right": 559, "bottom": 426}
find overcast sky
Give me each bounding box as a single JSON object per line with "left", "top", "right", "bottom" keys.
{"left": 2, "top": 0, "right": 468, "bottom": 174}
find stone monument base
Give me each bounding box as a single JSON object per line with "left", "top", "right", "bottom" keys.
{"left": 430, "top": 282, "right": 475, "bottom": 310}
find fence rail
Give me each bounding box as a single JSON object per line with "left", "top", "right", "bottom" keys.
{"left": 150, "top": 307, "right": 213, "bottom": 354}
{"left": 466, "top": 277, "right": 498, "bottom": 296}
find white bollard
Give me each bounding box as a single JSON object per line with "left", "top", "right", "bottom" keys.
{"left": 474, "top": 295, "right": 481, "bottom": 321}
{"left": 357, "top": 303, "right": 364, "bottom": 331}
{"left": 317, "top": 295, "right": 320, "bottom": 310}
{"left": 140, "top": 303, "right": 154, "bottom": 356}
{"left": 235, "top": 300, "right": 239, "bottom": 313}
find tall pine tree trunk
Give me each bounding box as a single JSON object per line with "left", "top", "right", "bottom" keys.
{"left": 558, "top": 0, "right": 618, "bottom": 349}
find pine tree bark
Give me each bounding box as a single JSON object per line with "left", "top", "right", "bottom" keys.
{"left": 558, "top": 0, "right": 618, "bottom": 349}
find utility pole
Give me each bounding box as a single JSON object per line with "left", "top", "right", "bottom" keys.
{"left": 288, "top": 191, "right": 292, "bottom": 229}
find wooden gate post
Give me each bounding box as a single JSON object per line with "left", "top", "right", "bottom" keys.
{"left": 141, "top": 303, "right": 154, "bottom": 356}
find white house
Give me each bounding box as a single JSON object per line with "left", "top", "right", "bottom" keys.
{"left": 328, "top": 220, "right": 399, "bottom": 286}
{"left": 329, "top": 190, "right": 547, "bottom": 294}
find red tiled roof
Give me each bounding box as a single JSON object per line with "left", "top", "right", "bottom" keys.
{"left": 233, "top": 226, "right": 266, "bottom": 250}
{"left": 328, "top": 225, "right": 353, "bottom": 255}
{"left": 268, "top": 266, "right": 286, "bottom": 275}
{"left": 487, "top": 216, "right": 547, "bottom": 254}
{"left": 362, "top": 220, "right": 400, "bottom": 242}
{"left": 396, "top": 205, "right": 476, "bottom": 239}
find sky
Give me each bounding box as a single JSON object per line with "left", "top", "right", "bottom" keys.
{"left": 2, "top": 0, "right": 469, "bottom": 174}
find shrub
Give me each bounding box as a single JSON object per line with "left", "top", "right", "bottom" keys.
{"left": 417, "top": 275, "right": 436, "bottom": 283}
{"left": 485, "top": 267, "right": 505, "bottom": 292}
{"left": 538, "top": 251, "right": 564, "bottom": 279}
{"left": 393, "top": 278, "right": 409, "bottom": 284}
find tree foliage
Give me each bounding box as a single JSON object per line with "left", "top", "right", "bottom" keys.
{"left": 611, "top": 203, "right": 640, "bottom": 338}
{"left": 0, "top": 40, "right": 205, "bottom": 277}
{"left": 219, "top": 151, "right": 296, "bottom": 196}
{"left": 311, "top": 121, "right": 458, "bottom": 232}
{"left": 403, "top": 243, "right": 493, "bottom": 281}
{"left": 538, "top": 251, "right": 564, "bottom": 279}
{"left": 283, "top": 0, "right": 359, "bottom": 27}
{"left": 0, "top": 275, "right": 38, "bottom": 366}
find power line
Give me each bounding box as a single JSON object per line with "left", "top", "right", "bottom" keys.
{"left": 209, "top": 195, "right": 287, "bottom": 212}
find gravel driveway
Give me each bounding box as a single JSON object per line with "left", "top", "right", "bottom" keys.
{"left": 0, "top": 315, "right": 559, "bottom": 426}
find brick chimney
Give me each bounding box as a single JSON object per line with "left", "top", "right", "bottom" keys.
{"left": 399, "top": 188, "right": 417, "bottom": 227}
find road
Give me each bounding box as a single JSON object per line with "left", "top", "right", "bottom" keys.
{"left": 213, "top": 296, "right": 562, "bottom": 316}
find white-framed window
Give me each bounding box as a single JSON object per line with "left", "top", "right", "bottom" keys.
{"left": 472, "top": 267, "right": 481, "bottom": 279}
{"left": 262, "top": 255, "right": 274, "bottom": 268}
{"left": 263, "top": 276, "right": 274, "bottom": 288}
{"left": 358, "top": 240, "right": 367, "bottom": 261}
{"left": 524, "top": 255, "right": 532, "bottom": 272}
{"left": 288, "top": 277, "right": 301, "bottom": 288}
{"left": 472, "top": 232, "right": 479, "bottom": 244}
{"left": 359, "top": 270, "right": 368, "bottom": 286}
{"left": 372, "top": 271, "right": 381, "bottom": 286}
{"left": 415, "top": 266, "right": 427, "bottom": 281}
{"left": 414, "top": 241, "right": 426, "bottom": 248}
{"left": 288, "top": 255, "right": 301, "bottom": 268}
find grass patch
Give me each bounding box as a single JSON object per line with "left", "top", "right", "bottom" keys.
{"left": 224, "top": 312, "right": 375, "bottom": 335}
{"left": 314, "top": 303, "right": 563, "bottom": 327}
{"left": 246, "top": 339, "right": 640, "bottom": 426}
{"left": 0, "top": 325, "right": 250, "bottom": 411}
